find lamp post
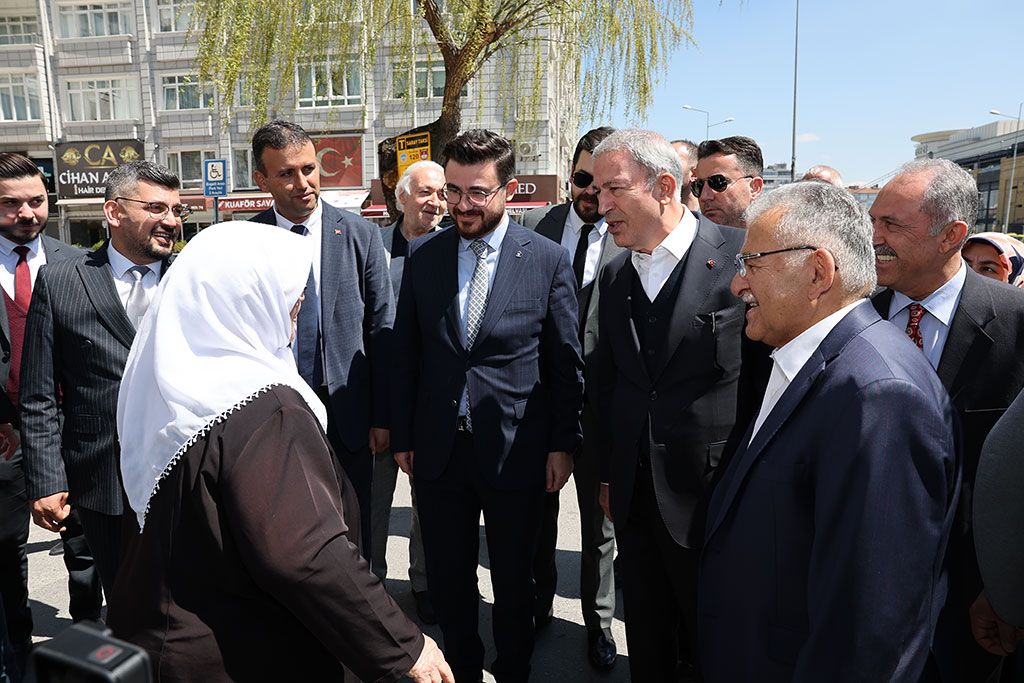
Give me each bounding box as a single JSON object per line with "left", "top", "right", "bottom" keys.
{"left": 991, "top": 104, "right": 1023, "bottom": 232}
{"left": 682, "top": 105, "right": 734, "bottom": 141}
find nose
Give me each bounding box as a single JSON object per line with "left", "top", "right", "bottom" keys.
{"left": 730, "top": 271, "right": 746, "bottom": 299}
{"left": 597, "top": 191, "right": 611, "bottom": 216}
{"left": 699, "top": 182, "right": 716, "bottom": 200}
{"left": 16, "top": 203, "right": 33, "bottom": 221}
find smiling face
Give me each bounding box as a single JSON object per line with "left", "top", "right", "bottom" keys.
{"left": 443, "top": 159, "right": 515, "bottom": 240}
{"left": 0, "top": 174, "right": 48, "bottom": 245}
{"left": 399, "top": 165, "right": 446, "bottom": 235}
{"left": 254, "top": 141, "right": 320, "bottom": 224}
{"left": 104, "top": 180, "right": 181, "bottom": 264}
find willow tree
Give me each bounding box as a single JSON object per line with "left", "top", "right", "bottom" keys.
{"left": 190, "top": 0, "right": 694, "bottom": 205}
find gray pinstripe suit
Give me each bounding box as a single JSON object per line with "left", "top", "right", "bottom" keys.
{"left": 20, "top": 242, "right": 159, "bottom": 593}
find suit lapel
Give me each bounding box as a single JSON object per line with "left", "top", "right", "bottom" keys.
{"left": 319, "top": 204, "right": 343, "bottom": 325}
{"left": 436, "top": 229, "right": 465, "bottom": 353}
{"left": 79, "top": 245, "right": 135, "bottom": 349}
{"left": 535, "top": 204, "right": 569, "bottom": 244}
{"left": 470, "top": 224, "right": 530, "bottom": 354}
{"left": 936, "top": 269, "right": 995, "bottom": 398}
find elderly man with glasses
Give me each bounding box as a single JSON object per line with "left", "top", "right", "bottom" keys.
{"left": 699, "top": 180, "right": 959, "bottom": 683}
{"left": 693, "top": 135, "right": 764, "bottom": 228}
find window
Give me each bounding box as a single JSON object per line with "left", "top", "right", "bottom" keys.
{"left": 392, "top": 60, "right": 466, "bottom": 99}
{"left": 66, "top": 77, "right": 139, "bottom": 121}
{"left": 232, "top": 148, "right": 255, "bottom": 190}
{"left": 166, "top": 150, "right": 214, "bottom": 189}
{"left": 156, "top": 0, "right": 191, "bottom": 32}
{"left": 296, "top": 56, "right": 360, "bottom": 108}
{"left": 0, "top": 15, "right": 39, "bottom": 45}
{"left": 0, "top": 73, "right": 41, "bottom": 121}
{"left": 161, "top": 75, "right": 212, "bottom": 110}
{"left": 57, "top": 2, "right": 133, "bottom": 38}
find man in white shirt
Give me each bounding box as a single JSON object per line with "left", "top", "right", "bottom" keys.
{"left": 591, "top": 129, "right": 753, "bottom": 682}
{"left": 21, "top": 160, "right": 183, "bottom": 599}
{"left": 700, "top": 180, "right": 958, "bottom": 683}
{"left": 869, "top": 158, "right": 1024, "bottom": 682}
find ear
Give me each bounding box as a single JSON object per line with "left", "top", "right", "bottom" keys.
{"left": 808, "top": 247, "right": 837, "bottom": 300}
{"left": 102, "top": 200, "right": 122, "bottom": 229}
{"left": 749, "top": 176, "right": 764, "bottom": 200}
{"left": 504, "top": 178, "right": 519, "bottom": 201}
{"left": 940, "top": 220, "right": 969, "bottom": 254}
{"left": 656, "top": 172, "right": 677, "bottom": 206}
{"left": 253, "top": 169, "right": 269, "bottom": 194}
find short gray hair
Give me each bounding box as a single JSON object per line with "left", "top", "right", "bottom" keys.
{"left": 745, "top": 181, "right": 877, "bottom": 298}
{"left": 104, "top": 160, "right": 180, "bottom": 201}
{"left": 896, "top": 158, "right": 978, "bottom": 240}
{"left": 395, "top": 160, "right": 445, "bottom": 202}
{"left": 593, "top": 129, "right": 684, "bottom": 193}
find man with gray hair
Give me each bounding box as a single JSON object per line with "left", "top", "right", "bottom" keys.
{"left": 592, "top": 128, "right": 758, "bottom": 681}
{"left": 870, "top": 158, "right": 1024, "bottom": 682}
{"left": 701, "top": 180, "right": 959, "bottom": 682}
{"left": 371, "top": 159, "right": 446, "bottom": 623}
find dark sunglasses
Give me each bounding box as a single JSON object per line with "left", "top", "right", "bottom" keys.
{"left": 690, "top": 174, "right": 753, "bottom": 198}
{"left": 571, "top": 170, "right": 594, "bottom": 189}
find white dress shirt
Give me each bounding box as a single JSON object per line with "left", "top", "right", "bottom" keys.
{"left": 886, "top": 260, "right": 967, "bottom": 370}
{"left": 272, "top": 200, "right": 323, "bottom": 301}
{"left": 750, "top": 299, "right": 867, "bottom": 442}
{"left": 558, "top": 206, "right": 606, "bottom": 288}
{"left": 630, "top": 209, "right": 698, "bottom": 301}
{"left": 107, "top": 242, "right": 163, "bottom": 310}
{"left": 0, "top": 234, "right": 45, "bottom": 300}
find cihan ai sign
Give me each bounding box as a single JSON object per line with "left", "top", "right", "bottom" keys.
{"left": 55, "top": 140, "right": 144, "bottom": 200}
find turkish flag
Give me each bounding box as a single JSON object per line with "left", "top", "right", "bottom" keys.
{"left": 315, "top": 136, "right": 363, "bottom": 188}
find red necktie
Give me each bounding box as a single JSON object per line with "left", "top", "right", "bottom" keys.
{"left": 13, "top": 246, "right": 30, "bottom": 311}
{"left": 905, "top": 302, "right": 924, "bottom": 350}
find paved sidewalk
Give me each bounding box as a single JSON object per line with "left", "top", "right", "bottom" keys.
{"left": 26, "top": 472, "right": 631, "bottom": 681}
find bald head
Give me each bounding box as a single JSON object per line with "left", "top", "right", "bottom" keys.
{"left": 802, "top": 165, "right": 843, "bottom": 187}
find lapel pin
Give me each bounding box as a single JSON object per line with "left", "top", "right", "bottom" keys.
{"left": 515, "top": 250, "right": 522, "bottom": 258}
{"left": 707, "top": 258, "right": 715, "bottom": 269}
{"left": 335, "top": 229, "right": 342, "bottom": 235}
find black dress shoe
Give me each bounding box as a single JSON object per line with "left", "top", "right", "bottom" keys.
{"left": 413, "top": 590, "right": 438, "bottom": 624}
{"left": 588, "top": 629, "right": 616, "bottom": 669}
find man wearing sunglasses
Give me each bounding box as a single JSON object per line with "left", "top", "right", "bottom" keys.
{"left": 693, "top": 136, "right": 764, "bottom": 229}
{"left": 521, "top": 126, "right": 621, "bottom": 670}
{"left": 21, "top": 161, "right": 183, "bottom": 600}
{"left": 701, "top": 180, "right": 958, "bottom": 683}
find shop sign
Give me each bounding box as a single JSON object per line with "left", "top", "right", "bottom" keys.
{"left": 55, "top": 139, "right": 144, "bottom": 199}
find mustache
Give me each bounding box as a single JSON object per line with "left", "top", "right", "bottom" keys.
{"left": 874, "top": 245, "right": 897, "bottom": 258}
{"left": 740, "top": 292, "right": 758, "bottom": 306}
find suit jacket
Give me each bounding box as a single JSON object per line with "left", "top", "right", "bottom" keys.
{"left": 390, "top": 220, "right": 584, "bottom": 491}
{"left": 873, "top": 267, "right": 1024, "bottom": 681}
{"left": 20, "top": 243, "right": 151, "bottom": 515}
{"left": 253, "top": 202, "right": 394, "bottom": 452}
{"left": 700, "top": 301, "right": 960, "bottom": 683}
{"left": 596, "top": 216, "right": 748, "bottom": 549}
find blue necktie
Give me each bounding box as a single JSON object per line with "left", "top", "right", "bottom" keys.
{"left": 291, "top": 225, "right": 322, "bottom": 388}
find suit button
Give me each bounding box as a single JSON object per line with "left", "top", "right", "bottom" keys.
{"left": 649, "top": 391, "right": 658, "bottom": 401}
{"left": 648, "top": 315, "right": 657, "bottom": 323}
{"left": 646, "top": 348, "right": 655, "bottom": 356}
{"left": 451, "top": 399, "right": 457, "bottom": 407}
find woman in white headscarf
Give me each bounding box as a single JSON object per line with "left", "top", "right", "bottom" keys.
{"left": 107, "top": 222, "right": 451, "bottom": 683}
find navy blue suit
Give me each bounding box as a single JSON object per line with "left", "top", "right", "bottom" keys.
{"left": 700, "top": 301, "right": 960, "bottom": 682}
{"left": 391, "top": 220, "right": 583, "bottom": 682}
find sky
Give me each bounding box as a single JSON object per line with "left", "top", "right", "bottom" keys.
{"left": 604, "top": 0, "right": 1024, "bottom": 187}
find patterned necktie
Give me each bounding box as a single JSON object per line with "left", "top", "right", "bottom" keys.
{"left": 291, "top": 224, "right": 321, "bottom": 387}
{"left": 125, "top": 265, "right": 151, "bottom": 330}
{"left": 463, "top": 239, "right": 490, "bottom": 431}
{"left": 13, "top": 246, "right": 30, "bottom": 311}
{"left": 572, "top": 224, "right": 594, "bottom": 289}
{"left": 905, "top": 302, "right": 924, "bottom": 350}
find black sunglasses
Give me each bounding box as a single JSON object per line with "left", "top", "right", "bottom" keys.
{"left": 690, "top": 174, "right": 754, "bottom": 198}
{"left": 571, "top": 170, "right": 594, "bottom": 189}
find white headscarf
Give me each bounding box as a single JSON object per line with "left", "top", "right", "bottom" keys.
{"left": 117, "top": 221, "right": 328, "bottom": 530}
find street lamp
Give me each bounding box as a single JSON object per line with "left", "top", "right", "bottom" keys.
{"left": 709, "top": 117, "right": 735, "bottom": 133}
{"left": 991, "top": 104, "right": 1023, "bottom": 232}
{"left": 682, "top": 105, "right": 734, "bottom": 141}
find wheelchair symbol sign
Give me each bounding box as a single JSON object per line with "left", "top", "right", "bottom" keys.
{"left": 204, "top": 160, "right": 227, "bottom": 197}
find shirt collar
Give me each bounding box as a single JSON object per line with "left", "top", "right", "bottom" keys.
{"left": 272, "top": 199, "right": 323, "bottom": 232}
{"left": 459, "top": 212, "right": 509, "bottom": 253}
{"left": 636, "top": 208, "right": 698, "bottom": 262}
{"left": 0, "top": 234, "right": 42, "bottom": 258}
{"left": 772, "top": 299, "right": 868, "bottom": 382}
{"left": 566, "top": 204, "right": 606, "bottom": 236}
{"left": 107, "top": 241, "right": 164, "bottom": 279}
{"left": 889, "top": 259, "right": 966, "bottom": 327}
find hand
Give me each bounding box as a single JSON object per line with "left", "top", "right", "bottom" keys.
{"left": 599, "top": 483, "right": 613, "bottom": 523}
{"left": 545, "top": 451, "right": 573, "bottom": 492}
{"left": 395, "top": 450, "right": 414, "bottom": 477}
{"left": 31, "top": 492, "right": 70, "bottom": 533}
{"left": 406, "top": 634, "right": 455, "bottom": 683}
{"left": 971, "top": 590, "right": 1023, "bottom": 655}
{"left": 0, "top": 423, "right": 18, "bottom": 461}
{"left": 369, "top": 427, "right": 390, "bottom": 455}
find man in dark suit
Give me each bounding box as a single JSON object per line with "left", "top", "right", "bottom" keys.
{"left": 0, "top": 153, "right": 85, "bottom": 669}
{"left": 700, "top": 180, "right": 960, "bottom": 682}
{"left": 371, "top": 159, "right": 446, "bottom": 623}
{"left": 391, "top": 130, "right": 583, "bottom": 683}
{"left": 869, "top": 158, "right": 1024, "bottom": 682}
{"left": 591, "top": 129, "right": 750, "bottom": 682}
{"left": 250, "top": 120, "right": 394, "bottom": 560}
{"left": 520, "top": 126, "right": 621, "bottom": 669}
{"left": 21, "top": 160, "right": 184, "bottom": 597}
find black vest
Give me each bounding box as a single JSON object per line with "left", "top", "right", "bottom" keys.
{"left": 630, "top": 251, "right": 689, "bottom": 376}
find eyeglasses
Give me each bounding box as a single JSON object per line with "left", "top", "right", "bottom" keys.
{"left": 115, "top": 197, "right": 192, "bottom": 221}
{"left": 691, "top": 174, "right": 754, "bottom": 199}
{"left": 734, "top": 246, "right": 818, "bottom": 278}
{"left": 571, "top": 170, "right": 594, "bottom": 189}
{"left": 443, "top": 183, "right": 507, "bottom": 207}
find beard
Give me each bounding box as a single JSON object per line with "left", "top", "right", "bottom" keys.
{"left": 452, "top": 204, "right": 503, "bottom": 240}
{"left": 572, "top": 191, "right": 602, "bottom": 224}
{"left": 0, "top": 217, "right": 44, "bottom": 245}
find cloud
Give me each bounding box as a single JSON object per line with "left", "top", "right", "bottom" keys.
{"left": 797, "top": 133, "right": 820, "bottom": 143}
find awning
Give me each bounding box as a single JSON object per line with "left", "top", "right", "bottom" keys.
{"left": 361, "top": 200, "right": 550, "bottom": 220}
{"left": 56, "top": 197, "right": 104, "bottom": 206}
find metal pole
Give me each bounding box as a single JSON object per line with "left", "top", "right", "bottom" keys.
{"left": 1004, "top": 102, "right": 1022, "bottom": 231}
{"left": 704, "top": 111, "right": 710, "bottom": 141}
{"left": 790, "top": 0, "right": 799, "bottom": 183}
